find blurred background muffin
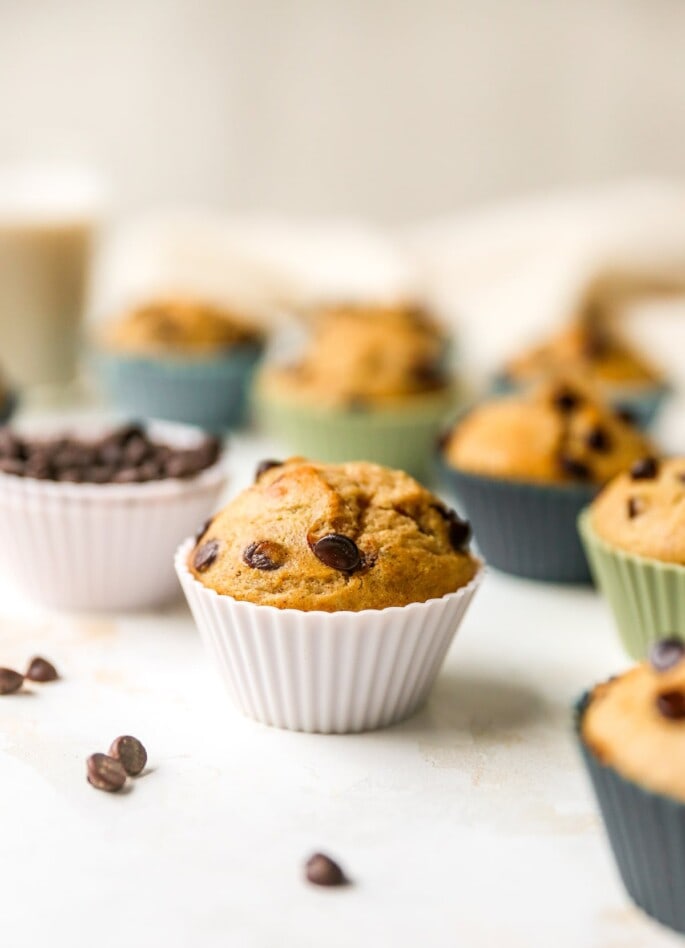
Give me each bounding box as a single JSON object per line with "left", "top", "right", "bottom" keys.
{"left": 95, "top": 296, "right": 265, "bottom": 431}
{"left": 440, "top": 376, "right": 655, "bottom": 582}
{"left": 256, "top": 301, "right": 461, "bottom": 480}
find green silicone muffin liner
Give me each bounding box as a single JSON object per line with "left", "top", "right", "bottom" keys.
{"left": 255, "top": 391, "right": 457, "bottom": 482}
{"left": 578, "top": 510, "right": 685, "bottom": 659}
{"left": 575, "top": 693, "right": 685, "bottom": 935}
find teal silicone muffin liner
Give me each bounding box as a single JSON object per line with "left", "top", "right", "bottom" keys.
{"left": 440, "top": 463, "right": 598, "bottom": 582}
{"left": 95, "top": 346, "right": 263, "bottom": 432}
{"left": 575, "top": 692, "right": 685, "bottom": 935}
{"left": 578, "top": 510, "right": 685, "bottom": 659}
{"left": 256, "top": 391, "right": 456, "bottom": 482}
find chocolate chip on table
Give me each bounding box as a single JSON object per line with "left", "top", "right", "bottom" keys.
{"left": 0, "top": 668, "right": 24, "bottom": 695}
{"left": 255, "top": 459, "right": 282, "bottom": 481}
{"left": 109, "top": 735, "right": 147, "bottom": 776}
{"left": 243, "top": 540, "right": 286, "bottom": 571}
{"left": 86, "top": 753, "right": 128, "bottom": 792}
{"left": 304, "top": 853, "right": 347, "bottom": 887}
{"left": 553, "top": 388, "right": 582, "bottom": 413}
{"left": 311, "top": 534, "right": 362, "bottom": 572}
{"left": 194, "top": 539, "right": 220, "bottom": 572}
{"left": 558, "top": 455, "right": 591, "bottom": 481}
{"left": 630, "top": 457, "right": 659, "bottom": 481}
{"left": 25, "top": 656, "right": 59, "bottom": 682}
{"left": 656, "top": 689, "right": 685, "bottom": 720}
{"left": 649, "top": 638, "right": 685, "bottom": 673}
{"left": 627, "top": 496, "right": 644, "bottom": 519}
{"left": 586, "top": 425, "right": 612, "bottom": 453}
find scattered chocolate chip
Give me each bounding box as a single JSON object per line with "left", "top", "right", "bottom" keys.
{"left": 25, "top": 656, "right": 59, "bottom": 682}
{"left": 311, "top": 534, "right": 362, "bottom": 572}
{"left": 630, "top": 457, "right": 659, "bottom": 481}
{"left": 86, "top": 753, "right": 127, "bottom": 792}
{"left": 627, "top": 496, "right": 644, "bottom": 519}
{"left": 559, "top": 455, "right": 591, "bottom": 481}
{"left": 194, "top": 539, "right": 220, "bottom": 572}
{"left": 0, "top": 668, "right": 23, "bottom": 695}
{"left": 649, "top": 638, "right": 685, "bottom": 673}
{"left": 109, "top": 736, "right": 147, "bottom": 776}
{"left": 615, "top": 406, "right": 637, "bottom": 427}
{"left": 255, "top": 459, "right": 282, "bottom": 481}
{"left": 243, "top": 540, "right": 286, "bottom": 571}
{"left": 656, "top": 689, "right": 685, "bottom": 720}
{"left": 586, "top": 425, "right": 612, "bottom": 453}
{"left": 553, "top": 388, "right": 582, "bottom": 413}
{"left": 304, "top": 853, "right": 347, "bottom": 887}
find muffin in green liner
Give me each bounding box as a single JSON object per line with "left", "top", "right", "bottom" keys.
{"left": 256, "top": 301, "right": 460, "bottom": 481}
{"left": 576, "top": 641, "right": 685, "bottom": 935}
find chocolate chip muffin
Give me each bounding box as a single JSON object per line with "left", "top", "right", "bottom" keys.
{"left": 443, "top": 378, "right": 653, "bottom": 486}
{"left": 190, "top": 458, "right": 477, "bottom": 611}
{"left": 104, "top": 297, "right": 263, "bottom": 356}
{"left": 583, "top": 640, "right": 685, "bottom": 800}
{"left": 259, "top": 302, "right": 450, "bottom": 409}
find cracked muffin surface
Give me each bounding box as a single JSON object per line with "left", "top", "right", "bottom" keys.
{"left": 443, "top": 378, "right": 654, "bottom": 485}
{"left": 190, "top": 458, "right": 478, "bottom": 611}
{"left": 104, "top": 297, "right": 263, "bottom": 356}
{"left": 590, "top": 457, "right": 685, "bottom": 564}
{"left": 258, "top": 302, "right": 452, "bottom": 410}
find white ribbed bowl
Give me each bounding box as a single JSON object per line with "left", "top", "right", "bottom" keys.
{"left": 0, "top": 421, "right": 228, "bottom": 611}
{"left": 175, "top": 539, "right": 483, "bottom": 733}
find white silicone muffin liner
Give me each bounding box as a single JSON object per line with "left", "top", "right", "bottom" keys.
{"left": 175, "top": 539, "right": 483, "bottom": 733}
{"left": 0, "top": 421, "right": 228, "bottom": 612}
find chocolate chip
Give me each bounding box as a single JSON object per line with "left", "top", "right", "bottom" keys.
{"left": 649, "top": 638, "right": 685, "bottom": 673}
{"left": 627, "top": 496, "right": 644, "bottom": 519}
{"left": 448, "top": 517, "right": 472, "bottom": 552}
{"left": 615, "top": 406, "right": 637, "bottom": 427}
{"left": 312, "top": 534, "right": 362, "bottom": 572}
{"left": 109, "top": 735, "right": 147, "bottom": 776}
{"left": 559, "top": 455, "right": 591, "bottom": 481}
{"left": 243, "top": 540, "right": 286, "bottom": 571}
{"left": 630, "top": 457, "right": 659, "bottom": 481}
{"left": 255, "top": 459, "right": 282, "bottom": 481}
{"left": 0, "top": 668, "right": 23, "bottom": 695}
{"left": 194, "top": 539, "right": 220, "bottom": 572}
{"left": 25, "top": 656, "right": 59, "bottom": 682}
{"left": 304, "top": 853, "right": 347, "bottom": 887}
{"left": 86, "top": 753, "right": 127, "bottom": 792}
{"left": 656, "top": 689, "right": 685, "bottom": 720}
{"left": 586, "top": 425, "right": 612, "bottom": 453}
{"left": 553, "top": 388, "right": 582, "bottom": 413}
{"left": 122, "top": 436, "right": 150, "bottom": 466}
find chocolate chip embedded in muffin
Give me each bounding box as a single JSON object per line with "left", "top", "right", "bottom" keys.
{"left": 630, "top": 457, "right": 659, "bottom": 481}
{"left": 188, "top": 459, "right": 479, "bottom": 611}
{"left": 194, "top": 540, "right": 220, "bottom": 572}
{"left": 656, "top": 689, "right": 685, "bottom": 720}
{"left": 586, "top": 425, "right": 612, "bottom": 453}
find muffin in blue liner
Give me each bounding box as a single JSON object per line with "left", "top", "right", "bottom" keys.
{"left": 440, "top": 463, "right": 596, "bottom": 582}
{"left": 575, "top": 690, "right": 685, "bottom": 935}
{"left": 95, "top": 346, "right": 263, "bottom": 432}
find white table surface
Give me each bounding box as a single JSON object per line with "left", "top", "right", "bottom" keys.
{"left": 1, "top": 417, "right": 683, "bottom": 948}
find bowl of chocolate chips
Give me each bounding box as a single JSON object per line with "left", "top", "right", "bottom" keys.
{"left": 0, "top": 421, "right": 228, "bottom": 611}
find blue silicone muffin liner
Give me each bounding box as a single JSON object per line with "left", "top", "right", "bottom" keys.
{"left": 490, "top": 373, "right": 669, "bottom": 431}
{"left": 576, "top": 693, "right": 685, "bottom": 935}
{"left": 95, "top": 346, "right": 263, "bottom": 432}
{"left": 440, "top": 463, "right": 597, "bottom": 582}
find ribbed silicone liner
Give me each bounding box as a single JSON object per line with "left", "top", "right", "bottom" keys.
{"left": 175, "top": 540, "right": 483, "bottom": 733}
{"left": 576, "top": 693, "right": 685, "bottom": 935}
{"left": 579, "top": 510, "right": 685, "bottom": 659}
{"left": 95, "top": 346, "right": 263, "bottom": 432}
{"left": 441, "top": 464, "right": 597, "bottom": 583}
{"left": 0, "top": 422, "right": 228, "bottom": 611}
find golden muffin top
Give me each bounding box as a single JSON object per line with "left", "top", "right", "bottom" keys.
{"left": 189, "top": 457, "right": 478, "bottom": 611}
{"left": 443, "top": 378, "right": 654, "bottom": 485}
{"left": 590, "top": 457, "right": 685, "bottom": 565}
{"left": 258, "top": 302, "right": 453, "bottom": 409}
{"left": 505, "top": 317, "right": 662, "bottom": 388}
{"left": 103, "top": 297, "right": 264, "bottom": 356}
{"left": 583, "top": 639, "right": 685, "bottom": 801}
